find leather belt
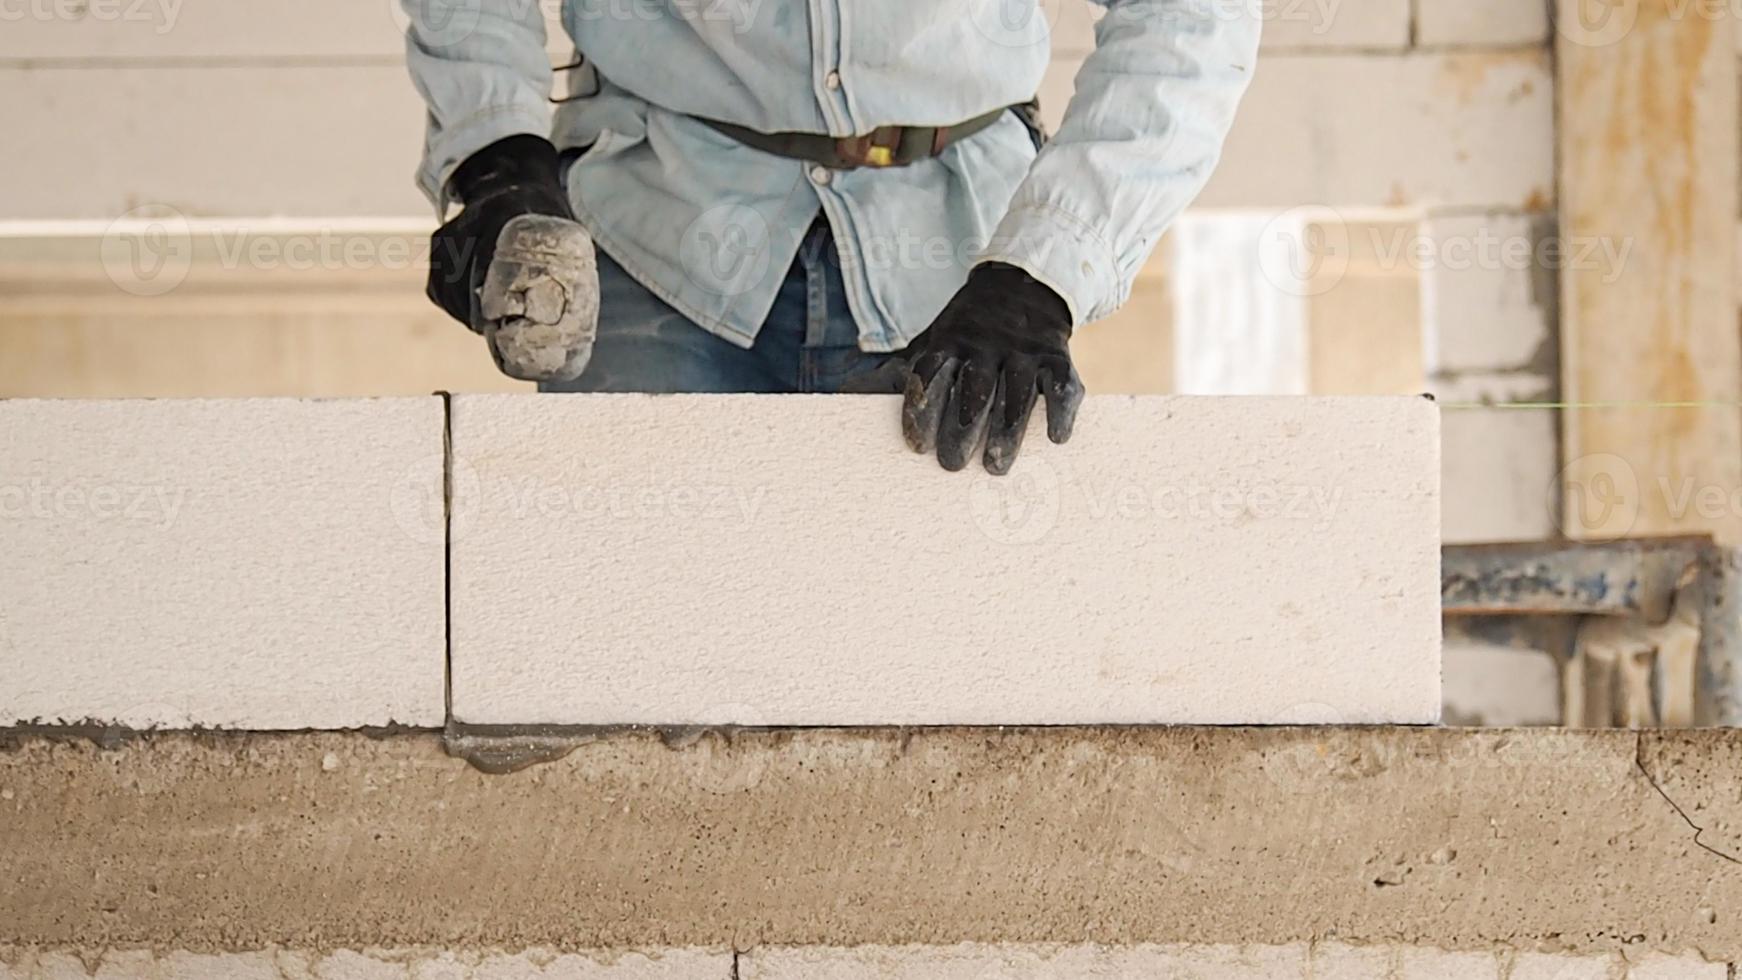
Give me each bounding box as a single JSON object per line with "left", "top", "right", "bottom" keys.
{"left": 696, "top": 106, "right": 1013, "bottom": 170}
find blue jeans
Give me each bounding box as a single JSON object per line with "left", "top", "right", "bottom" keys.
{"left": 541, "top": 219, "right": 899, "bottom": 394}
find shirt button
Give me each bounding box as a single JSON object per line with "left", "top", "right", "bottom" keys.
{"left": 810, "top": 166, "right": 832, "bottom": 185}
{"left": 824, "top": 70, "right": 842, "bottom": 91}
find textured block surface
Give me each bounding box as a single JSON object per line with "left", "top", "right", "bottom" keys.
{"left": 1416, "top": 0, "right": 1551, "bottom": 46}
{"left": 1188, "top": 52, "right": 1554, "bottom": 210}
{"left": 0, "top": 398, "right": 445, "bottom": 728}
{"left": 0, "top": 947, "right": 1725, "bottom": 980}
{"left": 1046, "top": 0, "right": 1410, "bottom": 55}
{"left": 449, "top": 394, "right": 1439, "bottom": 726}
{"left": 744, "top": 945, "right": 1308, "bottom": 980}
{"left": 743, "top": 946, "right": 1724, "bottom": 980}
{"left": 0, "top": 949, "right": 729, "bottom": 980}
{"left": 0, "top": 67, "right": 428, "bottom": 219}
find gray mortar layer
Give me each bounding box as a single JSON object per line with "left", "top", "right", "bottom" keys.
{"left": 1, "top": 727, "right": 1739, "bottom": 957}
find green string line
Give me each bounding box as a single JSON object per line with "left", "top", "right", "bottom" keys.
{"left": 1440, "top": 401, "right": 1742, "bottom": 411}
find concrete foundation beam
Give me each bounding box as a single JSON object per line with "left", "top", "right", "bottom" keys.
{"left": 2, "top": 727, "right": 1738, "bottom": 959}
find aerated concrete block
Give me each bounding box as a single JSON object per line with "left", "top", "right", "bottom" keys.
{"left": 743, "top": 945, "right": 1309, "bottom": 980}
{"left": 745, "top": 946, "right": 1719, "bottom": 980}
{"left": 1416, "top": 0, "right": 1551, "bottom": 46}
{"left": 448, "top": 394, "right": 1440, "bottom": 726}
{"left": 1507, "top": 952, "right": 1613, "bottom": 980}
{"left": 1191, "top": 52, "right": 1554, "bottom": 211}
{"left": 0, "top": 948, "right": 732, "bottom": 980}
{"left": 0, "top": 398, "right": 445, "bottom": 729}
{"left": 1625, "top": 954, "right": 1730, "bottom": 980}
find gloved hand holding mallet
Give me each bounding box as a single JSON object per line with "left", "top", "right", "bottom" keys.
{"left": 426, "top": 134, "right": 599, "bottom": 383}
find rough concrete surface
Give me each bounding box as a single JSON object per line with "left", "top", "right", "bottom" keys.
{"left": 449, "top": 394, "right": 1440, "bottom": 726}
{"left": 2, "top": 728, "right": 1739, "bottom": 958}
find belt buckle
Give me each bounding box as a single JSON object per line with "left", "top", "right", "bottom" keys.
{"left": 837, "top": 128, "right": 901, "bottom": 168}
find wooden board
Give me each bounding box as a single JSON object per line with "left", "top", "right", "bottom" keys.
{"left": 1557, "top": 0, "right": 1741, "bottom": 541}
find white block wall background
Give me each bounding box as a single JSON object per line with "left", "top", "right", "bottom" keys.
{"left": 3, "top": 0, "right": 1554, "bottom": 220}
{"left": 0, "top": 398, "right": 446, "bottom": 729}
{"left": 447, "top": 394, "right": 1441, "bottom": 727}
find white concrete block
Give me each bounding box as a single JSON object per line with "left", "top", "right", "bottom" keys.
{"left": 1041, "top": 50, "right": 1555, "bottom": 206}
{"left": 1419, "top": 211, "right": 1560, "bottom": 544}
{"left": 1624, "top": 954, "right": 1730, "bottom": 980}
{"left": 0, "top": 0, "right": 569, "bottom": 59}
{"left": 1170, "top": 209, "right": 1427, "bottom": 397}
{"left": 1, "top": 946, "right": 1717, "bottom": 980}
{"left": 1442, "top": 640, "right": 1562, "bottom": 727}
{"left": 0, "top": 0, "right": 402, "bottom": 59}
{"left": 1308, "top": 945, "right": 1639, "bottom": 979}
{"left": 1421, "top": 213, "right": 1557, "bottom": 382}
{"left": 1170, "top": 212, "right": 1310, "bottom": 395}
{"left": 1190, "top": 52, "right": 1554, "bottom": 210}
{"left": 0, "top": 948, "right": 731, "bottom": 980}
{"left": 742, "top": 944, "right": 1309, "bottom": 980}
{"left": 1417, "top": 0, "right": 1552, "bottom": 47}
{"left": 1307, "top": 942, "right": 1394, "bottom": 978}
{"left": 1439, "top": 407, "right": 1559, "bottom": 543}
{"left": 1394, "top": 949, "right": 1502, "bottom": 979}
{"left": 448, "top": 394, "right": 1441, "bottom": 726}
{"left": 0, "top": 67, "right": 429, "bottom": 219}
{"left": 1509, "top": 952, "right": 1612, "bottom": 980}
{"left": 1428, "top": 222, "right": 1567, "bottom": 550}
{"left": 741, "top": 946, "right": 1694, "bottom": 980}
{"left": 1047, "top": 0, "right": 1410, "bottom": 57}
{"left": 0, "top": 398, "right": 445, "bottom": 729}
{"left": 1260, "top": 0, "right": 1411, "bottom": 49}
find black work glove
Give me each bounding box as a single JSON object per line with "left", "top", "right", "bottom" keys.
{"left": 428, "top": 134, "right": 598, "bottom": 382}
{"left": 428, "top": 134, "right": 573, "bottom": 323}
{"left": 899, "top": 262, "right": 1085, "bottom": 475}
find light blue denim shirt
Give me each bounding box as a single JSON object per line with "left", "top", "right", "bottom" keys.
{"left": 404, "top": 0, "right": 1259, "bottom": 352}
